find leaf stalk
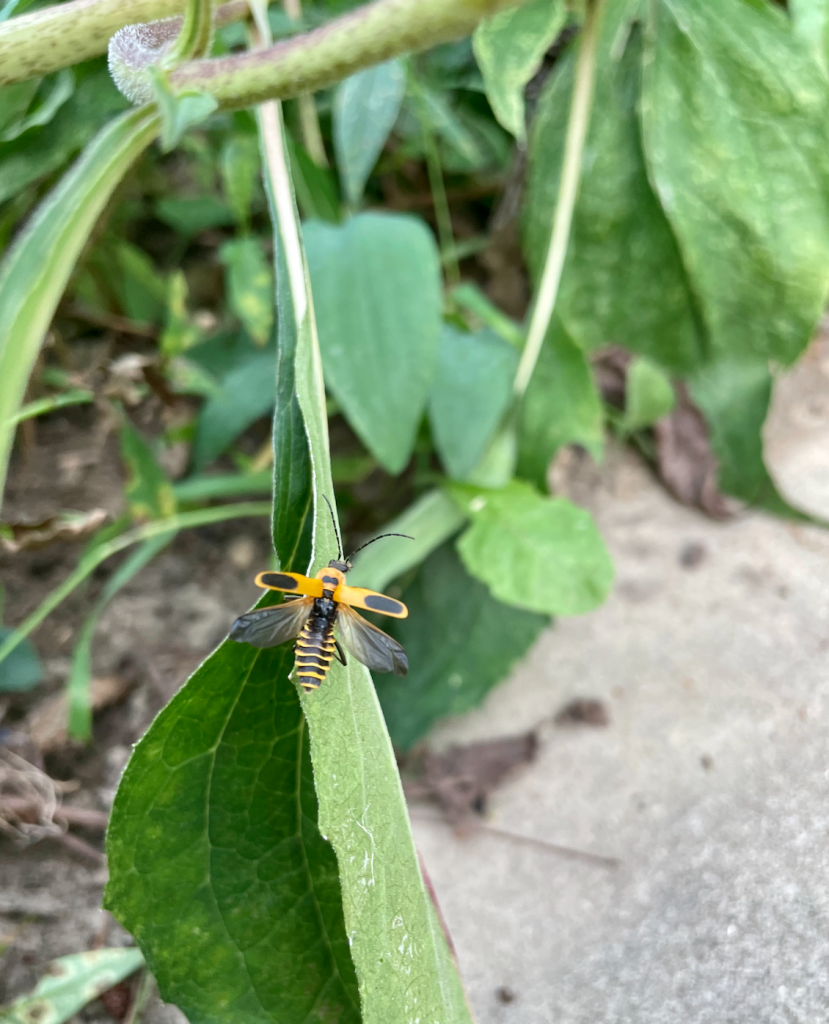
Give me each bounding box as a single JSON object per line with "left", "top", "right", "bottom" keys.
{"left": 512, "top": 0, "right": 603, "bottom": 400}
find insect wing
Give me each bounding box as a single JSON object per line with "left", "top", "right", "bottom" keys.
{"left": 230, "top": 597, "right": 313, "bottom": 648}
{"left": 337, "top": 605, "right": 408, "bottom": 676}
{"left": 333, "top": 584, "right": 407, "bottom": 619}
{"left": 255, "top": 571, "right": 324, "bottom": 598}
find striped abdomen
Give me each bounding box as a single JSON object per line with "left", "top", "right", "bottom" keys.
{"left": 295, "top": 604, "right": 337, "bottom": 690}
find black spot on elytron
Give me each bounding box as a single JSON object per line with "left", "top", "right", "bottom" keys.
{"left": 321, "top": 575, "right": 339, "bottom": 587}
{"left": 260, "top": 572, "right": 299, "bottom": 590}
{"left": 363, "top": 594, "right": 403, "bottom": 614}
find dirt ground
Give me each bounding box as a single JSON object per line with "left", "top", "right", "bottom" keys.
{"left": 1, "top": 340, "right": 828, "bottom": 1024}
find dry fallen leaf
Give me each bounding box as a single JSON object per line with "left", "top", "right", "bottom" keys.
{"left": 0, "top": 507, "right": 108, "bottom": 553}
{"left": 653, "top": 383, "right": 733, "bottom": 519}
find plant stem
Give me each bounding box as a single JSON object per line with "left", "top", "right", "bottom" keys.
{"left": 0, "top": 0, "right": 248, "bottom": 87}
{"left": 512, "top": 0, "right": 603, "bottom": 400}
{"left": 0, "top": 501, "right": 270, "bottom": 666}
{"left": 0, "top": 0, "right": 529, "bottom": 92}
{"left": 170, "top": 0, "right": 530, "bottom": 108}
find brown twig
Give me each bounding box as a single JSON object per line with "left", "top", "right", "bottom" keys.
{"left": 67, "top": 303, "right": 158, "bottom": 340}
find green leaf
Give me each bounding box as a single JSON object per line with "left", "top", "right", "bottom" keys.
{"left": 790, "top": 0, "right": 829, "bottom": 72}
{"left": 524, "top": 0, "right": 704, "bottom": 373}
{"left": 113, "top": 240, "right": 168, "bottom": 324}
{"left": 0, "top": 69, "right": 74, "bottom": 142}
{"left": 620, "top": 355, "right": 674, "bottom": 433}
{"left": 287, "top": 133, "right": 342, "bottom": 224}
{"left": 689, "top": 358, "right": 795, "bottom": 515}
{"left": 429, "top": 324, "right": 518, "bottom": 481}
{"left": 451, "top": 479, "right": 613, "bottom": 616}
{"left": 333, "top": 59, "right": 405, "bottom": 206}
{"left": 68, "top": 533, "right": 173, "bottom": 741}
{"left": 159, "top": 270, "right": 202, "bottom": 357}
{"left": 105, "top": 638, "right": 362, "bottom": 1024}
{"left": 0, "top": 105, "right": 158, "bottom": 499}
{"left": 191, "top": 345, "right": 276, "bottom": 469}
{"left": 149, "top": 67, "right": 218, "bottom": 153}
{"left": 0, "top": 65, "right": 128, "bottom": 206}
{"left": 0, "top": 626, "right": 41, "bottom": 693}
{"left": 473, "top": 0, "right": 566, "bottom": 140}
{"left": 0, "top": 948, "right": 144, "bottom": 1024}
{"left": 517, "top": 320, "right": 604, "bottom": 490}
{"left": 376, "top": 543, "right": 547, "bottom": 750}
{"left": 219, "top": 236, "right": 275, "bottom": 346}
{"left": 641, "top": 0, "right": 829, "bottom": 365}
{"left": 220, "top": 134, "right": 261, "bottom": 230}
{"left": 304, "top": 212, "right": 442, "bottom": 473}
{"left": 117, "top": 412, "right": 177, "bottom": 521}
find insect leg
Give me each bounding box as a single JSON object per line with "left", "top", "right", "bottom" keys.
{"left": 333, "top": 639, "right": 347, "bottom": 666}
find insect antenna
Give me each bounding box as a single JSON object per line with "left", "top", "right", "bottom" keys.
{"left": 322, "top": 494, "right": 343, "bottom": 561}
{"left": 347, "top": 532, "right": 414, "bottom": 562}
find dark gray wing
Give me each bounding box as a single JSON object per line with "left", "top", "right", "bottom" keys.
{"left": 229, "top": 598, "right": 312, "bottom": 648}
{"left": 337, "top": 605, "right": 408, "bottom": 676}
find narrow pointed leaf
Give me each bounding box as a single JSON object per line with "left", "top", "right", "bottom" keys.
{"left": 0, "top": 104, "right": 158, "bottom": 498}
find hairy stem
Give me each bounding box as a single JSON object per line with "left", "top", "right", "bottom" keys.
{"left": 0, "top": 0, "right": 248, "bottom": 87}
{"left": 512, "top": 0, "right": 603, "bottom": 399}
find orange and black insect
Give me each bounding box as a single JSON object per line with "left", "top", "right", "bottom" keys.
{"left": 230, "top": 498, "right": 411, "bottom": 691}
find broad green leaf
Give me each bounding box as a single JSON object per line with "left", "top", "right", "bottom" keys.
{"left": 219, "top": 236, "right": 275, "bottom": 346}
{"left": 220, "top": 134, "right": 261, "bottom": 229}
{"left": 68, "top": 536, "right": 172, "bottom": 740}
{"left": 376, "top": 543, "right": 547, "bottom": 750}
{"left": 524, "top": 0, "right": 704, "bottom": 373}
{"left": 0, "top": 626, "right": 41, "bottom": 692}
{"left": 641, "top": 0, "right": 829, "bottom": 365}
{"left": 117, "top": 412, "right": 177, "bottom": 521}
{"left": 348, "top": 488, "right": 468, "bottom": 593}
{"left": 429, "top": 324, "right": 518, "bottom": 481}
{"left": 790, "top": 0, "right": 829, "bottom": 72}
{"left": 333, "top": 59, "right": 405, "bottom": 206}
{"left": 105, "top": 639, "right": 362, "bottom": 1024}
{"left": 0, "top": 948, "right": 144, "bottom": 1024}
{"left": 517, "top": 320, "right": 604, "bottom": 490}
{"left": 451, "top": 479, "right": 613, "bottom": 616}
{"left": 191, "top": 345, "right": 276, "bottom": 469}
{"left": 473, "top": 0, "right": 566, "bottom": 140}
{"left": 304, "top": 212, "right": 442, "bottom": 473}
{"left": 689, "top": 358, "right": 796, "bottom": 516}
{"left": 620, "top": 355, "right": 674, "bottom": 433}
{"left": 0, "top": 104, "right": 159, "bottom": 499}
{"left": 0, "top": 65, "right": 128, "bottom": 206}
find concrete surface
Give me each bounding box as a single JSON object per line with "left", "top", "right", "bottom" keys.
{"left": 413, "top": 349, "right": 829, "bottom": 1023}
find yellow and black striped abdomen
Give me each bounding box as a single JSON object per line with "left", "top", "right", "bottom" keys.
{"left": 295, "top": 612, "right": 336, "bottom": 690}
